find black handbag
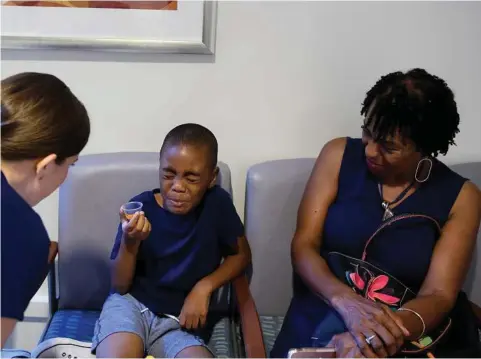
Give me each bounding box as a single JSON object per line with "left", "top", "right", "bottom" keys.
{"left": 325, "top": 213, "right": 451, "bottom": 356}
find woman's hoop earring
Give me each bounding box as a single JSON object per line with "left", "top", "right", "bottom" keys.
{"left": 415, "top": 157, "right": 433, "bottom": 183}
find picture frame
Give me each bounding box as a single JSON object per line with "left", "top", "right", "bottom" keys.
{"left": 1, "top": 1, "right": 217, "bottom": 55}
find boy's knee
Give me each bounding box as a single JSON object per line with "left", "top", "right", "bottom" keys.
{"left": 95, "top": 332, "right": 144, "bottom": 358}
{"left": 175, "top": 345, "right": 213, "bottom": 358}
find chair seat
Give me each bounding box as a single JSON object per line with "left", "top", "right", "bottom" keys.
{"left": 235, "top": 315, "right": 284, "bottom": 357}
{"left": 40, "top": 310, "right": 235, "bottom": 357}
{"left": 260, "top": 315, "right": 284, "bottom": 356}
{"left": 260, "top": 316, "right": 284, "bottom": 357}
{"left": 42, "top": 310, "right": 100, "bottom": 343}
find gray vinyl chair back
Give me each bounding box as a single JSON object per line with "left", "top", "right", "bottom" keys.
{"left": 452, "top": 162, "right": 481, "bottom": 307}
{"left": 245, "top": 158, "right": 316, "bottom": 316}
{"left": 57, "top": 152, "right": 232, "bottom": 311}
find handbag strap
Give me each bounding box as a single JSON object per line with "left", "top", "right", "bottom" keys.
{"left": 361, "top": 213, "right": 441, "bottom": 261}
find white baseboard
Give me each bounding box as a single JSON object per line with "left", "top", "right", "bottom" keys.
{"left": 4, "top": 296, "right": 50, "bottom": 351}
{"left": 24, "top": 295, "right": 50, "bottom": 319}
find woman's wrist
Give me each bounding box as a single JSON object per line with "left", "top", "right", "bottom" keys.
{"left": 395, "top": 309, "right": 425, "bottom": 340}
{"left": 329, "top": 288, "right": 357, "bottom": 314}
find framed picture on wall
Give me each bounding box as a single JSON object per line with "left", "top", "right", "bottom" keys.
{"left": 1, "top": 1, "right": 217, "bottom": 54}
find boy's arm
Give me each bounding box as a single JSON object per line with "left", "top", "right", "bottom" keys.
{"left": 179, "top": 236, "right": 252, "bottom": 329}
{"left": 111, "top": 211, "right": 151, "bottom": 294}
{"left": 111, "top": 233, "right": 141, "bottom": 294}
{"left": 197, "top": 235, "right": 252, "bottom": 293}
{"left": 201, "top": 188, "right": 252, "bottom": 292}
{"left": 180, "top": 189, "right": 251, "bottom": 330}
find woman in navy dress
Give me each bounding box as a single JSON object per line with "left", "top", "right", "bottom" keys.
{"left": 271, "top": 68, "right": 481, "bottom": 357}
{"left": 1, "top": 72, "right": 90, "bottom": 346}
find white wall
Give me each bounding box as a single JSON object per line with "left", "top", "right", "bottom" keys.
{"left": 2, "top": 0, "right": 481, "bottom": 350}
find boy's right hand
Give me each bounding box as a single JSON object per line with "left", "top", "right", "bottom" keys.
{"left": 120, "top": 210, "right": 151, "bottom": 242}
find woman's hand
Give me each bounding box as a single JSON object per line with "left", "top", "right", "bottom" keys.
{"left": 327, "top": 332, "right": 367, "bottom": 358}
{"left": 332, "top": 293, "right": 409, "bottom": 357}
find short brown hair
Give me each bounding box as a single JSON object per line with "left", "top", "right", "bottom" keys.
{"left": 1, "top": 72, "right": 90, "bottom": 163}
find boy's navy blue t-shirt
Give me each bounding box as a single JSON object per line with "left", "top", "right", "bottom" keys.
{"left": 1, "top": 172, "right": 50, "bottom": 321}
{"left": 110, "top": 185, "right": 244, "bottom": 316}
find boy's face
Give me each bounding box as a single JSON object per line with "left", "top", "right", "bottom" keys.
{"left": 159, "top": 143, "right": 217, "bottom": 215}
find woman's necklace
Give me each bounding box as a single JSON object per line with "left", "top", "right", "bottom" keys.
{"left": 378, "top": 181, "right": 416, "bottom": 221}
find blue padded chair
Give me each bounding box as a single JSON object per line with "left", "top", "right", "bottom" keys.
{"left": 38, "top": 152, "right": 265, "bottom": 358}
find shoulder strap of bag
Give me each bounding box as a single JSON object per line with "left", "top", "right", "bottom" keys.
{"left": 361, "top": 214, "right": 441, "bottom": 261}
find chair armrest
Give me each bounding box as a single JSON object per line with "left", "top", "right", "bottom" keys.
{"left": 47, "top": 242, "right": 58, "bottom": 315}
{"left": 233, "top": 274, "right": 266, "bottom": 358}
{"left": 48, "top": 241, "right": 58, "bottom": 264}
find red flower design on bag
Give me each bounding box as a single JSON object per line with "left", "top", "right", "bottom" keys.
{"left": 349, "top": 272, "right": 366, "bottom": 290}
{"left": 349, "top": 272, "right": 400, "bottom": 305}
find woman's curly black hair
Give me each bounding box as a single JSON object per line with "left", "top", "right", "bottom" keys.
{"left": 361, "top": 68, "right": 460, "bottom": 157}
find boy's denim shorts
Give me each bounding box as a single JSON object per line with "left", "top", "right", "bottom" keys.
{"left": 91, "top": 293, "right": 213, "bottom": 357}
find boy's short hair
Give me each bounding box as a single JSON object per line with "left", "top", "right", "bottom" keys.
{"left": 160, "top": 123, "right": 218, "bottom": 169}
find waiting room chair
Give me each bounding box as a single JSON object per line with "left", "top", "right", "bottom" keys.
{"left": 244, "top": 158, "right": 316, "bottom": 356}
{"left": 37, "top": 152, "right": 265, "bottom": 358}
{"left": 451, "top": 162, "right": 481, "bottom": 323}
{"left": 244, "top": 158, "right": 481, "bottom": 357}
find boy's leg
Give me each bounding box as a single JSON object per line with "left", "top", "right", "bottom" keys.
{"left": 148, "top": 317, "right": 214, "bottom": 358}
{"left": 91, "top": 293, "right": 147, "bottom": 358}
{"left": 176, "top": 345, "right": 213, "bottom": 358}
{"left": 96, "top": 333, "right": 143, "bottom": 358}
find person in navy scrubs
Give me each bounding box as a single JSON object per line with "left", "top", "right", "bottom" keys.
{"left": 1, "top": 72, "right": 90, "bottom": 346}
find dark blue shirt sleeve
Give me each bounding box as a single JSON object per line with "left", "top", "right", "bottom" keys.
{"left": 1, "top": 214, "right": 49, "bottom": 321}
{"left": 110, "top": 223, "right": 123, "bottom": 260}
{"left": 216, "top": 188, "right": 245, "bottom": 256}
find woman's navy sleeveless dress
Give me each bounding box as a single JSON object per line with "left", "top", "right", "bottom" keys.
{"left": 270, "top": 137, "right": 477, "bottom": 357}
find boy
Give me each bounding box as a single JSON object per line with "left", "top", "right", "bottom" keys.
{"left": 92, "top": 124, "right": 252, "bottom": 358}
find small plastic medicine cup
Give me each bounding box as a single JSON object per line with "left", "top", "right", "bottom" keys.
{"left": 121, "top": 201, "right": 143, "bottom": 220}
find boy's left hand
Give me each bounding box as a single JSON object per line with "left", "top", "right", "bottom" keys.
{"left": 179, "top": 281, "right": 213, "bottom": 330}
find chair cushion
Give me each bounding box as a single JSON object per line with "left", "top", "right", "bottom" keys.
{"left": 0, "top": 349, "right": 31, "bottom": 358}
{"left": 41, "top": 310, "right": 235, "bottom": 357}
{"left": 43, "top": 310, "right": 99, "bottom": 343}
{"left": 260, "top": 315, "right": 284, "bottom": 356}
{"left": 236, "top": 315, "right": 284, "bottom": 357}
